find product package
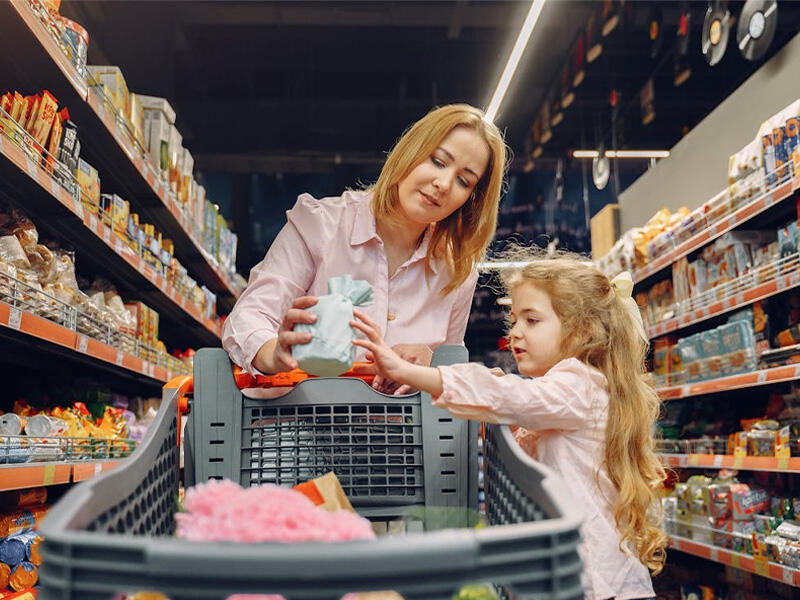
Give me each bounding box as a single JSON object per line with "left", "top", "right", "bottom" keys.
{"left": 293, "top": 276, "right": 374, "bottom": 377}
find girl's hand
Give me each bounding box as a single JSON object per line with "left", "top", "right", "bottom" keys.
{"left": 350, "top": 309, "right": 411, "bottom": 385}
{"left": 253, "top": 296, "right": 318, "bottom": 373}
{"left": 373, "top": 344, "right": 433, "bottom": 395}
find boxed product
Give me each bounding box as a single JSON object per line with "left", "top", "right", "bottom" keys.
{"left": 699, "top": 329, "right": 723, "bottom": 379}
{"left": 75, "top": 157, "right": 100, "bottom": 210}
{"left": 87, "top": 65, "right": 131, "bottom": 119}
{"left": 127, "top": 92, "right": 145, "bottom": 150}
{"left": 590, "top": 203, "right": 619, "bottom": 259}
{"left": 718, "top": 320, "right": 757, "bottom": 375}
{"left": 139, "top": 94, "right": 176, "bottom": 176}
{"left": 124, "top": 301, "right": 149, "bottom": 343}
{"left": 99, "top": 194, "right": 129, "bottom": 237}
{"left": 679, "top": 334, "right": 704, "bottom": 383}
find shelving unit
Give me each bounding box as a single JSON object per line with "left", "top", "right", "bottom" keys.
{"left": 0, "top": 0, "right": 242, "bottom": 312}
{"left": 659, "top": 453, "right": 800, "bottom": 473}
{"left": 0, "top": 460, "right": 123, "bottom": 491}
{"left": 0, "top": 0, "right": 242, "bottom": 523}
{"left": 656, "top": 364, "right": 800, "bottom": 400}
{"left": 667, "top": 534, "right": 800, "bottom": 587}
{"left": 619, "top": 120, "right": 800, "bottom": 590}
{"left": 633, "top": 175, "right": 798, "bottom": 285}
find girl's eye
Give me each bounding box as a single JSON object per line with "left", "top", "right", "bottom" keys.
{"left": 526, "top": 318, "right": 538, "bottom": 325}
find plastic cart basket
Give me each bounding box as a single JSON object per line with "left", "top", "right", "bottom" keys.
{"left": 38, "top": 347, "right": 584, "bottom": 600}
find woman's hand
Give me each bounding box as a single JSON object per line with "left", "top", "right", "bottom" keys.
{"left": 252, "top": 296, "right": 318, "bottom": 373}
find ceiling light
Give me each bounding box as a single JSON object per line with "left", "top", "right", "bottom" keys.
{"left": 571, "top": 149, "right": 670, "bottom": 159}
{"left": 484, "top": 0, "right": 547, "bottom": 124}
{"left": 477, "top": 261, "right": 530, "bottom": 270}
{"left": 606, "top": 150, "right": 670, "bottom": 158}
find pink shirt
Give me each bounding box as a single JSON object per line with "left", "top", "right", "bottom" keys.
{"left": 223, "top": 190, "right": 478, "bottom": 374}
{"left": 435, "top": 358, "right": 655, "bottom": 600}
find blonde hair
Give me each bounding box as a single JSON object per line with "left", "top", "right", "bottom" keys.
{"left": 370, "top": 104, "right": 507, "bottom": 295}
{"left": 500, "top": 249, "right": 667, "bottom": 574}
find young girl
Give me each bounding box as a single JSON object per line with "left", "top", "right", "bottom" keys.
{"left": 350, "top": 253, "right": 666, "bottom": 600}
{"left": 222, "top": 104, "right": 507, "bottom": 395}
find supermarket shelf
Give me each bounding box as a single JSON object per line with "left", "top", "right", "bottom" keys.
{"left": 0, "top": 0, "right": 242, "bottom": 309}
{"left": 647, "top": 255, "right": 800, "bottom": 339}
{"left": 656, "top": 364, "right": 800, "bottom": 400}
{"left": 632, "top": 176, "right": 798, "bottom": 285}
{"left": 0, "top": 459, "right": 122, "bottom": 491}
{"left": 658, "top": 453, "right": 800, "bottom": 473}
{"left": 72, "top": 459, "right": 122, "bottom": 482}
{"left": 0, "top": 123, "right": 222, "bottom": 347}
{"left": 668, "top": 534, "right": 800, "bottom": 586}
{"left": 0, "top": 463, "right": 71, "bottom": 491}
{"left": 7, "top": 0, "right": 88, "bottom": 101}
{"left": 0, "top": 300, "right": 174, "bottom": 385}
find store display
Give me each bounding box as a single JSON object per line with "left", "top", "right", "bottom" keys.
{"left": 737, "top": 0, "right": 778, "bottom": 62}
{"left": 702, "top": 2, "right": 731, "bottom": 66}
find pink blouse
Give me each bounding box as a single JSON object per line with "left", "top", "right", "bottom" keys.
{"left": 223, "top": 190, "right": 478, "bottom": 374}
{"left": 435, "top": 357, "right": 655, "bottom": 600}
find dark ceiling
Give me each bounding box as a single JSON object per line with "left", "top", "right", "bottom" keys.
{"left": 60, "top": 0, "right": 800, "bottom": 175}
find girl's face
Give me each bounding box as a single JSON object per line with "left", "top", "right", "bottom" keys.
{"left": 508, "top": 282, "right": 565, "bottom": 377}
{"left": 396, "top": 126, "right": 489, "bottom": 228}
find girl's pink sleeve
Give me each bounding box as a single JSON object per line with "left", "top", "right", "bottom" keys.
{"left": 434, "top": 358, "right": 599, "bottom": 431}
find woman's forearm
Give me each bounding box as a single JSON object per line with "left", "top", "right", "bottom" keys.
{"left": 252, "top": 338, "right": 278, "bottom": 373}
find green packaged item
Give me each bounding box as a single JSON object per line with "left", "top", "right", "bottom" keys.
{"left": 293, "top": 275, "right": 374, "bottom": 377}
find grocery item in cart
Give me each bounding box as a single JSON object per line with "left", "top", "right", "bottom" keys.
{"left": 293, "top": 275, "right": 374, "bottom": 377}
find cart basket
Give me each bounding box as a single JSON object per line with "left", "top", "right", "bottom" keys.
{"left": 38, "top": 347, "right": 583, "bottom": 599}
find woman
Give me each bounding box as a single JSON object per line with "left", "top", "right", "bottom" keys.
{"left": 222, "top": 104, "right": 507, "bottom": 392}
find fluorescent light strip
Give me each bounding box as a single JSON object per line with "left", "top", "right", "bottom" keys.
{"left": 477, "top": 261, "right": 530, "bottom": 270}
{"left": 497, "top": 297, "right": 512, "bottom": 306}
{"left": 608, "top": 150, "right": 670, "bottom": 158}
{"left": 571, "top": 149, "right": 670, "bottom": 159}
{"left": 484, "top": 0, "right": 547, "bottom": 124}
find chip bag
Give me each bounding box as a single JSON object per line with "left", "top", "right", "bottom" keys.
{"left": 293, "top": 275, "right": 373, "bottom": 377}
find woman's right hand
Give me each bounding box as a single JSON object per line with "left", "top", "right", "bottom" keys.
{"left": 252, "top": 296, "right": 318, "bottom": 373}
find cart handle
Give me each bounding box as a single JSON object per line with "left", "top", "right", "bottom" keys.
{"left": 164, "top": 375, "right": 193, "bottom": 446}
{"left": 232, "top": 364, "right": 376, "bottom": 389}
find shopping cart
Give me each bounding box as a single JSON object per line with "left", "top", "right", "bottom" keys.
{"left": 38, "top": 347, "right": 583, "bottom": 600}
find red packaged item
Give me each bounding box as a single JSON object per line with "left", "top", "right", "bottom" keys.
{"left": 730, "top": 483, "right": 770, "bottom": 520}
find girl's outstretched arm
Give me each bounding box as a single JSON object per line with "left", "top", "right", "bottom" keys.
{"left": 351, "top": 309, "right": 444, "bottom": 396}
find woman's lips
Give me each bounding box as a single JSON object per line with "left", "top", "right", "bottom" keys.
{"left": 420, "top": 192, "right": 440, "bottom": 207}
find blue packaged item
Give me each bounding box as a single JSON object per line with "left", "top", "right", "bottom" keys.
{"left": 700, "top": 329, "right": 723, "bottom": 380}
{"left": 293, "top": 275, "right": 374, "bottom": 377}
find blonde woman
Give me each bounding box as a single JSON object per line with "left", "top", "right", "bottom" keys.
{"left": 350, "top": 252, "right": 666, "bottom": 599}
{"left": 223, "top": 104, "right": 507, "bottom": 392}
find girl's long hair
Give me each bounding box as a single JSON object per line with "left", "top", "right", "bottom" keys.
{"left": 501, "top": 250, "right": 667, "bottom": 574}
{"left": 370, "top": 104, "right": 507, "bottom": 295}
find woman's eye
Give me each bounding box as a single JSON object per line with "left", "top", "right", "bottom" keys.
{"left": 457, "top": 176, "right": 470, "bottom": 188}
{"left": 431, "top": 156, "right": 445, "bottom": 168}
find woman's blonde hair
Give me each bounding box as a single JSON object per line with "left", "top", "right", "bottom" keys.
{"left": 370, "top": 104, "right": 507, "bottom": 295}
{"left": 500, "top": 250, "right": 667, "bottom": 574}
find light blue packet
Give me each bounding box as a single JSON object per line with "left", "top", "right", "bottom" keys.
{"left": 293, "top": 275, "right": 374, "bottom": 377}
